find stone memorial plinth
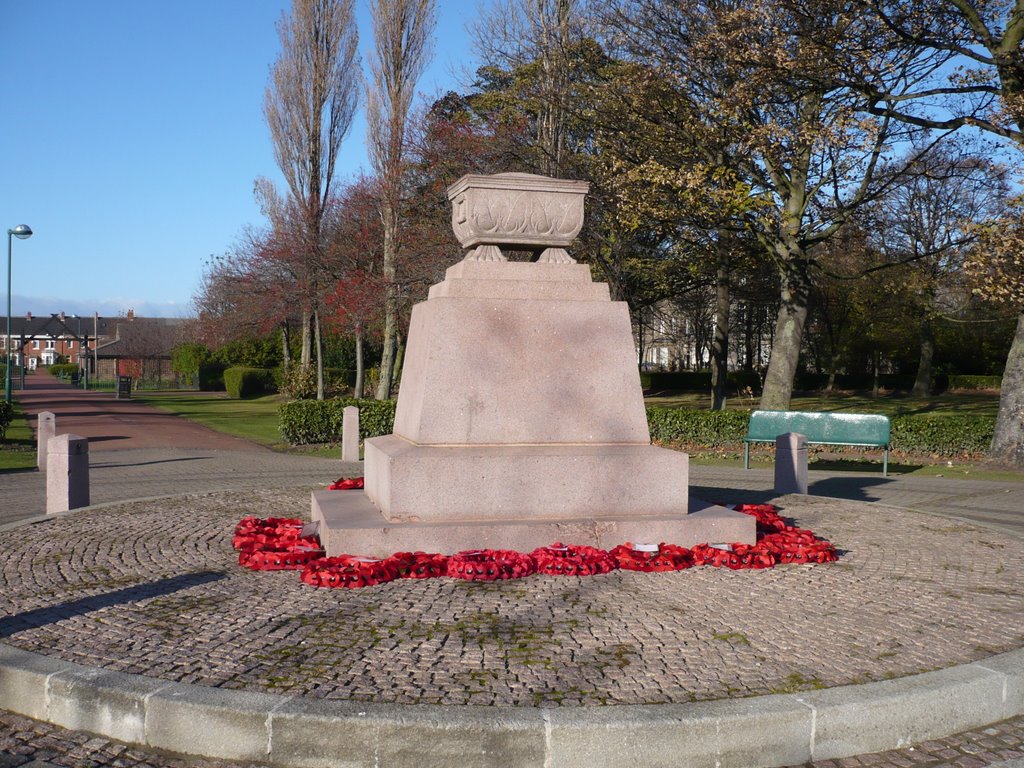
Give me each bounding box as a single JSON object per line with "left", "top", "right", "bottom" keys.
{"left": 314, "top": 173, "right": 754, "bottom": 555}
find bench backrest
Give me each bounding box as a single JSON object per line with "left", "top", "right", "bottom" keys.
{"left": 746, "top": 410, "right": 890, "bottom": 446}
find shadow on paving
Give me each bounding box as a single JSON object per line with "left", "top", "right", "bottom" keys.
{"left": 0, "top": 571, "right": 226, "bottom": 639}
{"left": 809, "top": 476, "right": 893, "bottom": 503}
{"left": 90, "top": 456, "right": 213, "bottom": 469}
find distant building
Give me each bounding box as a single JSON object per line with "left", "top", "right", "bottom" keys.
{"left": 3, "top": 310, "right": 187, "bottom": 382}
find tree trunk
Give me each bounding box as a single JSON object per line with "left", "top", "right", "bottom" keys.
{"left": 826, "top": 352, "right": 839, "bottom": 392}
{"left": 376, "top": 202, "right": 398, "bottom": 400}
{"left": 634, "top": 307, "right": 646, "bottom": 372}
{"left": 281, "top": 321, "right": 290, "bottom": 376}
{"left": 911, "top": 316, "right": 934, "bottom": 397}
{"left": 744, "top": 305, "right": 754, "bottom": 372}
{"left": 710, "top": 257, "right": 730, "bottom": 411}
{"left": 392, "top": 331, "right": 405, "bottom": 392}
{"left": 354, "top": 329, "right": 364, "bottom": 399}
{"left": 872, "top": 349, "right": 880, "bottom": 397}
{"left": 989, "top": 311, "right": 1024, "bottom": 467}
{"left": 314, "top": 308, "right": 325, "bottom": 401}
{"left": 300, "top": 312, "right": 312, "bottom": 369}
{"left": 759, "top": 260, "right": 810, "bottom": 410}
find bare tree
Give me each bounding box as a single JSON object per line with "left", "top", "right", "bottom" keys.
{"left": 472, "top": 0, "right": 585, "bottom": 175}
{"left": 367, "top": 0, "right": 436, "bottom": 400}
{"left": 265, "top": 0, "right": 359, "bottom": 399}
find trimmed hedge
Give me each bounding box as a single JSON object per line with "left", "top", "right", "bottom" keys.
{"left": 281, "top": 399, "right": 996, "bottom": 458}
{"left": 647, "top": 407, "right": 994, "bottom": 457}
{"left": 646, "top": 407, "right": 749, "bottom": 447}
{"left": 890, "top": 414, "right": 994, "bottom": 456}
{"left": 640, "top": 370, "right": 762, "bottom": 392}
{"left": 947, "top": 375, "right": 1001, "bottom": 391}
{"left": 279, "top": 397, "right": 396, "bottom": 445}
{"left": 224, "top": 366, "right": 277, "bottom": 399}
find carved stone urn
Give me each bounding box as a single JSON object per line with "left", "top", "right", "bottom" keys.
{"left": 447, "top": 172, "right": 589, "bottom": 263}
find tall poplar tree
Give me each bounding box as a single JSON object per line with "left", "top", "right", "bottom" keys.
{"left": 367, "top": 0, "right": 436, "bottom": 400}
{"left": 265, "top": 0, "right": 359, "bottom": 399}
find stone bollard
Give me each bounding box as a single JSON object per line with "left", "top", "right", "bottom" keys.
{"left": 46, "top": 434, "right": 90, "bottom": 514}
{"left": 774, "top": 432, "right": 808, "bottom": 495}
{"left": 342, "top": 405, "right": 360, "bottom": 463}
{"left": 36, "top": 411, "right": 56, "bottom": 471}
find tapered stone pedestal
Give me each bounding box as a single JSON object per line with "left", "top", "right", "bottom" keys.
{"left": 316, "top": 172, "right": 755, "bottom": 555}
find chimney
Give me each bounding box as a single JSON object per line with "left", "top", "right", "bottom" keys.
{"left": 59, "top": 312, "right": 65, "bottom": 322}
{"left": 26, "top": 311, "right": 31, "bottom": 320}
{"left": 127, "top": 309, "right": 135, "bottom": 321}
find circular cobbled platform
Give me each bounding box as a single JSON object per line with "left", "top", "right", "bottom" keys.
{"left": 2, "top": 489, "right": 1023, "bottom": 767}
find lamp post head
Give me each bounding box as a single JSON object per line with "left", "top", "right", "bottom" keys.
{"left": 8, "top": 224, "right": 32, "bottom": 240}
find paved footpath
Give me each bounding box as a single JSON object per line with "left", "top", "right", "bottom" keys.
{"left": 1, "top": 372, "right": 1022, "bottom": 766}
{"left": 1, "top": 372, "right": 356, "bottom": 528}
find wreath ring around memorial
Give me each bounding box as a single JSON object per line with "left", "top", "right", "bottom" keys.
{"left": 446, "top": 549, "right": 537, "bottom": 581}
{"left": 300, "top": 555, "right": 399, "bottom": 588}
{"left": 529, "top": 543, "right": 618, "bottom": 576}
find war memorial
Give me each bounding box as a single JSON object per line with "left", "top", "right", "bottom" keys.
{"left": 0, "top": 175, "right": 1021, "bottom": 767}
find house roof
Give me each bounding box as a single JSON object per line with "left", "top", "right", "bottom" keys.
{"left": 5, "top": 314, "right": 122, "bottom": 340}
{"left": 94, "top": 318, "right": 187, "bottom": 359}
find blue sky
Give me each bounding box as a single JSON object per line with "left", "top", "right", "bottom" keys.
{"left": 0, "top": 1, "right": 478, "bottom": 318}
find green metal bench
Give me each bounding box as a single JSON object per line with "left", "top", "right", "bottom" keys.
{"left": 743, "top": 410, "right": 891, "bottom": 475}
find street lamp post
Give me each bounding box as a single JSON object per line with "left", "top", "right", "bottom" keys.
{"left": 5, "top": 224, "right": 33, "bottom": 404}
{"left": 73, "top": 314, "right": 88, "bottom": 390}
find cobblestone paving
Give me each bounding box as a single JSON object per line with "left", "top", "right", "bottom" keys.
{"left": 2, "top": 490, "right": 1022, "bottom": 707}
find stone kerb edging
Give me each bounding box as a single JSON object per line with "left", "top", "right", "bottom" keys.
{"left": 1, "top": 642, "right": 1021, "bottom": 768}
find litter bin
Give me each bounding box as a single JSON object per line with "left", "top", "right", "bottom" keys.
{"left": 116, "top": 376, "right": 132, "bottom": 399}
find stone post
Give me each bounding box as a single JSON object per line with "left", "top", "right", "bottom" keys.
{"left": 342, "top": 406, "right": 360, "bottom": 463}
{"left": 46, "top": 434, "right": 90, "bottom": 514}
{"left": 36, "top": 411, "right": 56, "bottom": 471}
{"left": 774, "top": 432, "right": 808, "bottom": 495}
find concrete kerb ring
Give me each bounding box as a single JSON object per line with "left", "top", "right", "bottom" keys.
{"left": 0, "top": 642, "right": 1021, "bottom": 767}
{"left": 2, "top": 495, "right": 1023, "bottom": 766}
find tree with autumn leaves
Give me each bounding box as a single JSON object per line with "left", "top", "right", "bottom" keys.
{"left": 197, "top": 0, "right": 1019, "bottom": 464}
{"left": 798, "top": 0, "right": 1024, "bottom": 463}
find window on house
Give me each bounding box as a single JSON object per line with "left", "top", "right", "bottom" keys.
{"left": 32, "top": 340, "right": 40, "bottom": 350}
{"left": 67, "top": 340, "right": 74, "bottom": 349}
{"left": 45, "top": 340, "right": 56, "bottom": 350}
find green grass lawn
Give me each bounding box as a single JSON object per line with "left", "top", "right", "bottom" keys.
{"left": 0, "top": 401, "right": 38, "bottom": 472}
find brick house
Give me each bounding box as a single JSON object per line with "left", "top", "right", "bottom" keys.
{"left": 2, "top": 312, "right": 119, "bottom": 373}
{"left": 3, "top": 311, "right": 186, "bottom": 382}
{"left": 94, "top": 314, "right": 186, "bottom": 382}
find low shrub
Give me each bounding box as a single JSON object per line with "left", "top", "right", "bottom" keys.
{"left": 224, "top": 366, "right": 276, "bottom": 399}
{"left": 198, "top": 362, "right": 226, "bottom": 391}
{"left": 48, "top": 363, "right": 79, "bottom": 379}
{"left": 795, "top": 373, "right": 918, "bottom": 392}
{"left": 947, "top": 374, "right": 1001, "bottom": 391}
{"left": 279, "top": 397, "right": 396, "bottom": 445}
{"left": 280, "top": 366, "right": 318, "bottom": 400}
{"left": 646, "top": 407, "right": 750, "bottom": 447}
{"left": 640, "top": 370, "right": 762, "bottom": 392}
{"left": 0, "top": 400, "right": 12, "bottom": 439}
{"left": 890, "top": 414, "right": 994, "bottom": 456}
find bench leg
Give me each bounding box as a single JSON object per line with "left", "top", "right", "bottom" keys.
{"left": 744, "top": 442, "right": 750, "bottom": 470}
{"left": 883, "top": 448, "right": 888, "bottom": 477}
